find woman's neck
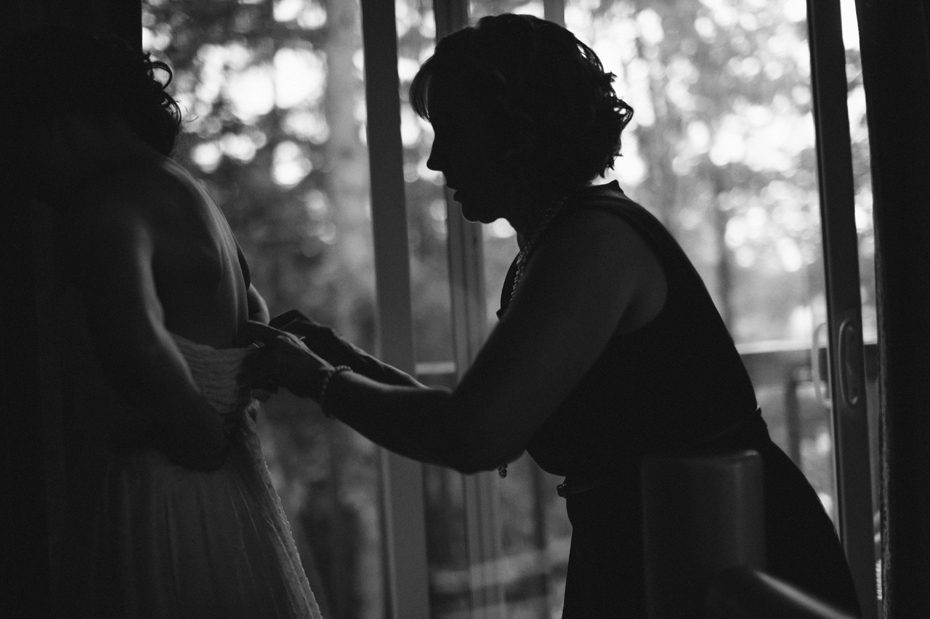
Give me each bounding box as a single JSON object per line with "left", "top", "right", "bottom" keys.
{"left": 509, "top": 180, "right": 589, "bottom": 247}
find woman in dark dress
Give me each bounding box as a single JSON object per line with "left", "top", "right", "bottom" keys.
{"left": 254, "top": 13, "right": 861, "bottom": 617}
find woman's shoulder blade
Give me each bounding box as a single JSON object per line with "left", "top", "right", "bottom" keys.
{"left": 72, "top": 156, "right": 193, "bottom": 229}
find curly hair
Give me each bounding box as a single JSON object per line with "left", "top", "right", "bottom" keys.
{"left": 0, "top": 26, "right": 182, "bottom": 156}
{"left": 410, "top": 14, "right": 633, "bottom": 191}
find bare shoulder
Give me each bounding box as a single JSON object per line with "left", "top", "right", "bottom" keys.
{"left": 554, "top": 204, "right": 658, "bottom": 262}
{"left": 84, "top": 157, "right": 232, "bottom": 258}
{"left": 539, "top": 205, "right": 665, "bottom": 286}
{"left": 72, "top": 156, "right": 236, "bottom": 287}
{"left": 523, "top": 203, "right": 668, "bottom": 333}
{"left": 86, "top": 155, "right": 202, "bottom": 218}
{"left": 68, "top": 167, "right": 157, "bottom": 257}
{"left": 72, "top": 156, "right": 188, "bottom": 237}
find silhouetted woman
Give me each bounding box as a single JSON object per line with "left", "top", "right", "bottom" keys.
{"left": 1, "top": 28, "right": 320, "bottom": 618}
{"left": 255, "top": 14, "right": 861, "bottom": 617}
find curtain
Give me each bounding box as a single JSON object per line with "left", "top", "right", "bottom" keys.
{"left": 0, "top": 2, "right": 140, "bottom": 615}
{"left": 857, "top": 0, "right": 930, "bottom": 616}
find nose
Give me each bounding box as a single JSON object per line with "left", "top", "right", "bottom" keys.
{"left": 426, "top": 144, "right": 443, "bottom": 173}
{"left": 426, "top": 129, "right": 449, "bottom": 173}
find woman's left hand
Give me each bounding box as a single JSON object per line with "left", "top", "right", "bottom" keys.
{"left": 242, "top": 321, "right": 336, "bottom": 400}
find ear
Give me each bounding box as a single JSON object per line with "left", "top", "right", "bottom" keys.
{"left": 497, "top": 126, "right": 538, "bottom": 164}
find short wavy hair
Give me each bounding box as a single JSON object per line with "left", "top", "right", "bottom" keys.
{"left": 410, "top": 14, "right": 633, "bottom": 191}
{"left": 0, "top": 26, "right": 182, "bottom": 157}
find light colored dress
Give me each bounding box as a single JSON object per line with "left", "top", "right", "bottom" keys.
{"left": 83, "top": 334, "right": 322, "bottom": 619}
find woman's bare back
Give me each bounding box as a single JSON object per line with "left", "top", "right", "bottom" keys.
{"left": 98, "top": 155, "right": 251, "bottom": 350}
{"left": 150, "top": 157, "right": 251, "bottom": 347}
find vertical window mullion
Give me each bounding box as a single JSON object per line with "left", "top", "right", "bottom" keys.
{"left": 434, "top": 1, "right": 510, "bottom": 617}
{"left": 359, "top": 1, "right": 430, "bottom": 617}
{"left": 806, "top": 0, "right": 878, "bottom": 616}
{"left": 543, "top": 0, "right": 565, "bottom": 27}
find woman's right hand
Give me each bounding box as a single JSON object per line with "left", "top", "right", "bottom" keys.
{"left": 244, "top": 321, "right": 337, "bottom": 400}
{"left": 268, "top": 310, "right": 421, "bottom": 387}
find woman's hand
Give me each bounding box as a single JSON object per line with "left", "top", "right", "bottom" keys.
{"left": 243, "top": 321, "right": 336, "bottom": 400}
{"left": 270, "top": 310, "right": 365, "bottom": 367}
{"left": 268, "top": 310, "right": 421, "bottom": 387}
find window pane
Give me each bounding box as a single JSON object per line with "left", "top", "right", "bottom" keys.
{"left": 398, "top": 0, "right": 457, "bottom": 371}
{"left": 143, "top": 2, "right": 386, "bottom": 617}
{"left": 839, "top": 0, "right": 882, "bottom": 601}
{"left": 470, "top": 0, "right": 546, "bottom": 20}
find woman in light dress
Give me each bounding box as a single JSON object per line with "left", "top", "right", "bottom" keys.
{"left": 2, "top": 28, "right": 321, "bottom": 618}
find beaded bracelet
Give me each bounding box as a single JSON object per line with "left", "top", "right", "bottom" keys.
{"left": 319, "top": 365, "right": 353, "bottom": 417}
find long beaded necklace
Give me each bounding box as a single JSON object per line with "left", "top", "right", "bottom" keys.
{"left": 497, "top": 196, "right": 567, "bottom": 479}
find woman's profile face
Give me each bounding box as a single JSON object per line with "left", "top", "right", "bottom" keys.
{"left": 426, "top": 81, "right": 520, "bottom": 224}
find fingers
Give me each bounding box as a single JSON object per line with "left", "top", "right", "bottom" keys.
{"left": 269, "top": 311, "right": 338, "bottom": 344}
{"left": 239, "top": 329, "right": 334, "bottom": 401}
{"left": 268, "top": 308, "right": 307, "bottom": 329}
{"left": 251, "top": 388, "right": 275, "bottom": 402}
{"left": 241, "top": 320, "right": 285, "bottom": 346}
{"left": 240, "top": 341, "right": 281, "bottom": 401}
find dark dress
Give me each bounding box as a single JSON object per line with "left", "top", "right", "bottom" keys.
{"left": 498, "top": 182, "right": 861, "bottom": 618}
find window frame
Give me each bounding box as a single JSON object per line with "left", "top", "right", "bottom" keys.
{"left": 359, "top": 0, "right": 431, "bottom": 617}
{"left": 806, "top": 0, "right": 878, "bottom": 616}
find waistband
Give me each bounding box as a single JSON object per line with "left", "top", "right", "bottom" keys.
{"left": 556, "top": 408, "right": 769, "bottom": 498}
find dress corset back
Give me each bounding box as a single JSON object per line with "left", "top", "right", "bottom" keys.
{"left": 171, "top": 333, "right": 253, "bottom": 415}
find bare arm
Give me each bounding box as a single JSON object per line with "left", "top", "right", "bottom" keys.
{"left": 247, "top": 284, "right": 270, "bottom": 324}
{"left": 239, "top": 243, "right": 270, "bottom": 324}
{"left": 280, "top": 209, "right": 666, "bottom": 473}
{"left": 70, "top": 194, "right": 228, "bottom": 465}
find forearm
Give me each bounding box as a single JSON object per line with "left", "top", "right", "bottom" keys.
{"left": 267, "top": 309, "right": 421, "bottom": 387}
{"left": 323, "top": 372, "right": 494, "bottom": 473}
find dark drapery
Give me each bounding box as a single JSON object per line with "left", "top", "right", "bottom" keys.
{"left": 0, "top": 2, "right": 139, "bottom": 616}
{"left": 856, "top": 0, "right": 930, "bottom": 616}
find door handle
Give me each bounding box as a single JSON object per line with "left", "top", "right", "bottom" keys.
{"left": 812, "top": 322, "right": 831, "bottom": 409}
{"left": 837, "top": 315, "right": 865, "bottom": 409}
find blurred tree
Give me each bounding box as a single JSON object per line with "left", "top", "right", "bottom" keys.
{"left": 562, "top": 0, "right": 872, "bottom": 344}
{"left": 564, "top": 0, "right": 819, "bottom": 340}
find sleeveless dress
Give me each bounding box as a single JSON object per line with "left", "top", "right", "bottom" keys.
{"left": 71, "top": 334, "right": 322, "bottom": 619}
{"left": 498, "top": 182, "right": 861, "bottom": 618}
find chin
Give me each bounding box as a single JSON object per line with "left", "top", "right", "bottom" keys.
{"left": 461, "top": 206, "right": 497, "bottom": 224}
{"left": 459, "top": 196, "right": 502, "bottom": 224}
